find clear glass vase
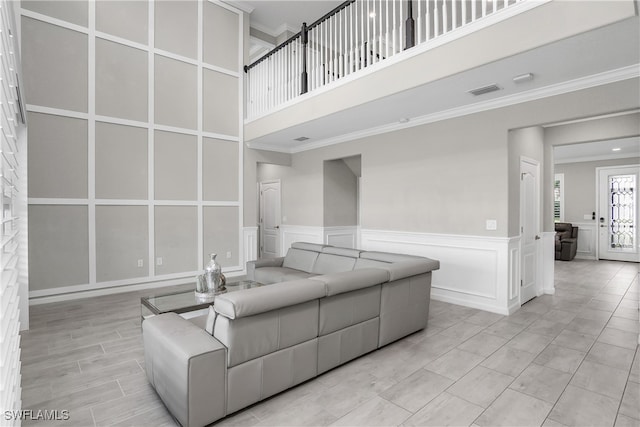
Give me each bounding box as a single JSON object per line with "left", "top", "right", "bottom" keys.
{"left": 204, "top": 253, "right": 223, "bottom": 293}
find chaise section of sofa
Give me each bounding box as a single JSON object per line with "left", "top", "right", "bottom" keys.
{"left": 142, "top": 242, "right": 439, "bottom": 426}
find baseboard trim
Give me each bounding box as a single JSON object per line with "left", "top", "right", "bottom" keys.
{"left": 29, "top": 271, "right": 246, "bottom": 305}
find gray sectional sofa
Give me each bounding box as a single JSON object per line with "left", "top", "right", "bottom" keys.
{"left": 142, "top": 242, "right": 439, "bottom": 427}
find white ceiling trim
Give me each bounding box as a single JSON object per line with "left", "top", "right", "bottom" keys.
{"left": 247, "top": 64, "right": 640, "bottom": 154}
{"left": 251, "top": 21, "right": 298, "bottom": 39}
{"left": 555, "top": 152, "right": 640, "bottom": 164}
{"left": 221, "top": 0, "right": 254, "bottom": 14}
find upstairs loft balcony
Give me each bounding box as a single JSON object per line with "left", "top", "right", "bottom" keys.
{"left": 243, "top": 0, "right": 639, "bottom": 152}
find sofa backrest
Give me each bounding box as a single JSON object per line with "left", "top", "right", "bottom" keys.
{"left": 282, "top": 248, "right": 319, "bottom": 273}
{"left": 555, "top": 222, "right": 574, "bottom": 240}
{"left": 312, "top": 247, "right": 361, "bottom": 274}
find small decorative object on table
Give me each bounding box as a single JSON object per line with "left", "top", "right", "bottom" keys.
{"left": 195, "top": 253, "right": 227, "bottom": 300}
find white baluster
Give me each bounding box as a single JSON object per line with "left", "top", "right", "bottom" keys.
{"left": 471, "top": 0, "right": 476, "bottom": 21}
{"left": 443, "top": 0, "right": 448, "bottom": 33}
{"left": 417, "top": 0, "right": 422, "bottom": 44}
{"left": 399, "top": 0, "right": 403, "bottom": 52}
{"left": 493, "top": 0, "right": 498, "bottom": 13}
{"left": 385, "top": 0, "right": 389, "bottom": 58}
{"left": 482, "top": 0, "right": 487, "bottom": 17}
{"left": 452, "top": 0, "right": 457, "bottom": 29}
{"left": 426, "top": 0, "right": 431, "bottom": 40}
{"left": 350, "top": 4, "right": 354, "bottom": 74}
{"left": 434, "top": 0, "right": 439, "bottom": 36}
{"left": 366, "top": 0, "right": 371, "bottom": 66}
{"left": 392, "top": 0, "right": 396, "bottom": 54}
{"left": 462, "top": 0, "right": 467, "bottom": 25}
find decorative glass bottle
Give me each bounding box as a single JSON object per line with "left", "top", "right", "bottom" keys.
{"left": 204, "top": 253, "right": 222, "bottom": 293}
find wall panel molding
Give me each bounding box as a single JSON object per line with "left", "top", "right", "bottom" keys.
{"left": 572, "top": 221, "right": 597, "bottom": 260}
{"left": 23, "top": 0, "right": 245, "bottom": 302}
{"left": 360, "top": 229, "right": 521, "bottom": 315}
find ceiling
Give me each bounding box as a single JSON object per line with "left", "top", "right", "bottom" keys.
{"left": 554, "top": 136, "right": 640, "bottom": 164}
{"left": 245, "top": 15, "right": 639, "bottom": 151}
{"left": 240, "top": 0, "right": 343, "bottom": 36}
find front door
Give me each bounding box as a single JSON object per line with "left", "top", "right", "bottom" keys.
{"left": 259, "top": 181, "right": 281, "bottom": 259}
{"left": 521, "top": 158, "right": 540, "bottom": 304}
{"left": 598, "top": 166, "right": 640, "bottom": 262}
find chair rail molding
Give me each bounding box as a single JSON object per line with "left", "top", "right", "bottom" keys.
{"left": 280, "top": 225, "right": 325, "bottom": 255}
{"left": 360, "top": 229, "right": 521, "bottom": 315}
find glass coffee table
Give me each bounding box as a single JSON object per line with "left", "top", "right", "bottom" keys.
{"left": 141, "top": 280, "right": 264, "bottom": 321}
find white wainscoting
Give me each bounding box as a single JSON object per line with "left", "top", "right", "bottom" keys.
{"left": 573, "top": 222, "right": 597, "bottom": 260}
{"left": 360, "top": 229, "right": 521, "bottom": 315}
{"left": 280, "top": 225, "right": 324, "bottom": 254}
{"left": 324, "top": 226, "right": 359, "bottom": 248}
{"left": 243, "top": 227, "right": 258, "bottom": 263}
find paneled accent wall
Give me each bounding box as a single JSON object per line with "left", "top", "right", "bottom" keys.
{"left": 21, "top": 0, "right": 244, "bottom": 300}
{"left": 1, "top": 0, "right": 26, "bottom": 417}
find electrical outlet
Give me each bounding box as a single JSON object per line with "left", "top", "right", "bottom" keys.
{"left": 156, "top": 257, "right": 163, "bottom": 266}
{"left": 486, "top": 219, "right": 497, "bottom": 230}
{"left": 137, "top": 259, "right": 143, "bottom": 267}
{"left": 226, "top": 251, "right": 232, "bottom": 259}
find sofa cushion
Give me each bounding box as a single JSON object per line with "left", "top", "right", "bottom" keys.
{"left": 291, "top": 242, "right": 328, "bottom": 252}
{"left": 282, "top": 248, "right": 319, "bottom": 273}
{"left": 318, "top": 285, "right": 381, "bottom": 336}
{"left": 253, "top": 267, "right": 314, "bottom": 285}
{"left": 322, "top": 246, "right": 361, "bottom": 258}
{"left": 313, "top": 268, "right": 389, "bottom": 297}
{"left": 312, "top": 253, "right": 356, "bottom": 274}
{"left": 214, "top": 279, "right": 326, "bottom": 319}
{"left": 214, "top": 300, "right": 319, "bottom": 368}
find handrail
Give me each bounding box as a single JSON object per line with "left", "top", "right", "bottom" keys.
{"left": 244, "top": 32, "right": 301, "bottom": 72}
{"left": 307, "top": 0, "right": 355, "bottom": 30}
{"left": 244, "top": 0, "right": 354, "bottom": 72}
{"left": 245, "top": 0, "right": 526, "bottom": 119}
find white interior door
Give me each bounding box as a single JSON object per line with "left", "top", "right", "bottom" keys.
{"left": 598, "top": 166, "right": 640, "bottom": 262}
{"left": 259, "top": 181, "right": 281, "bottom": 259}
{"left": 520, "top": 158, "right": 540, "bottom": 305}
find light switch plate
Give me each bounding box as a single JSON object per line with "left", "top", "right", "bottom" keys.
{"left": 486, "top": 219, "right": 497, "bottom": 230}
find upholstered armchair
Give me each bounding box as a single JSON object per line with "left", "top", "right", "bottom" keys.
{"left": 555, "top": 222, "right": 578, "bottom": 261}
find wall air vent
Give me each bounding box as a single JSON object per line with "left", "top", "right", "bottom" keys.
{"left": 468, "top": 84, "right": 501, "bottom": 96}
{"left": 294, "top": 136, "right": 309, "bottom": 141}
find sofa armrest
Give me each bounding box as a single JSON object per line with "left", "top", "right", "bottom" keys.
{"left": 246, "top": 257, "right": 284, "bottom": 280}
{"left": 379, "top": 259, "right": 440, "bottom": 281}
{"left": 560, "top": 238, "right": 578, "bottom": 261}
{"left": 143, "top": 313, "right": 227, "bottom": 427}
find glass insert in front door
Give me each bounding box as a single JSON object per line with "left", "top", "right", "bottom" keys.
{"left": 608, "top": 174, "right": 635, "bottom": 250}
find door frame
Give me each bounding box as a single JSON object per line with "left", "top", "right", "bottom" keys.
{"left": 595, "top": 164, "right": 640, "bottom": 262}
{"left": 258, "top": 179, "right": 282, "bottom": 258}
{"left": 520, "top": 156, "right": 542, "bottom": 305}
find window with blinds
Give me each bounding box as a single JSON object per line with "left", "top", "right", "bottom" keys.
{"left": 1, "top": 0, "right": 24, "bottom": 419}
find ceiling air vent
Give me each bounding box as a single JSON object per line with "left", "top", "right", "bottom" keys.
{"left": 468, "top": 84, "right": 501, "bottom": 96}
{"left": 294, "top": 136, "right": 309, "bottom": 141}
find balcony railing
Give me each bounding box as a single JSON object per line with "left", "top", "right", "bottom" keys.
{"left": 245, "top": 0, "right": 525, "bottom": 119}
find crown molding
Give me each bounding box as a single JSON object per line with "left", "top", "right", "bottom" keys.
{"left": 246, "top": 64, "right": 639, "bottom": 154}
{"left": 221, "top": 0, "right": 254, "bottom": 14}
{"left": 251, "top": 21, "right": 298, "bottom": 39}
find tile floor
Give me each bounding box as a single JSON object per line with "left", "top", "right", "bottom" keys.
{"left": 20, "top": 259, "right": 639, "bottom": 426}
